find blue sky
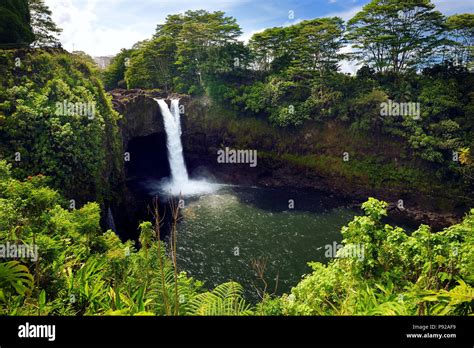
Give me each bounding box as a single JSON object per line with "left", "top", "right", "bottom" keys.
{"left": 46, "top": 0, "right": 473, "bottom": 63}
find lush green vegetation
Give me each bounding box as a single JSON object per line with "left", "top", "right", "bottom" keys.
{"left": 28, "top": 0, "right": 62, "bottom": 47}
{"left": 0, "top": 162, "right": 472, "bottom": 315}
{"left": 0, "top": 0, "right": 34, "bottom": 46}
{"left": 0, "top": 0, "right": 61, "bottom": 47}
{"left": 0, "top": 0, "right": 472, "bottom": 316}
{"left": 276, "top": 198, "right": 473, "bottom": 315}
{"left": 0, "top": 160, "right": 252, "bottom": 315}
{"left": 103, "top": 1, "right": 474, "bottom": 191}
{"left": 0, "top": 49, "right": 122, "bottom": 204}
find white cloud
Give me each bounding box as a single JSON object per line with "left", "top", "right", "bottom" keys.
{"left": 327, "top": 0, "right": 474, "bottom": 75}
{"left": 45, "top": 0, "right": 148, "bottom": 56}
{"left": 324, "top": 5, "right": 362, "bottom": 21}
{"left": 239, "top": 28, "right": 266, "bottom": 43}
{"left": 44, "top": 0, "right": 473, "bottom": 58}
{"left": 339, "top": 45, "right": 359, "bottom": 75}
{"left": 45, "top": 0, "right": 252, "bottom": 56}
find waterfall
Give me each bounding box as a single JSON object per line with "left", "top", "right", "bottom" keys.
{"left": 154, "top": 99, "right": 216, "bottom": 196}
{"left": 156, "top": 99, "right": 189, "bottom": 186}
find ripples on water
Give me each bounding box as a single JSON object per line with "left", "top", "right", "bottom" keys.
{"left": 171, "top": 184, "right": 358, "bottom": 302}
{"left": 151, "top": 98, "right": 359, "bottom": 300}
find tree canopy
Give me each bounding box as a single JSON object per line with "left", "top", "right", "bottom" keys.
{"left": 346, "top": 0, "right": 445, "bottom": 73}
{"left": 28, "top": 0, "right": 62, "bottom": 47}
{"left": 100, "top": 2, "right": 473, "bottom": 186}
{"left": 0, "top": 0, "right": 34, "bottom": 46}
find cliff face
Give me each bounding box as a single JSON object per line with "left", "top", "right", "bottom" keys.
{"left": 181, "top": 98, "right": 465, "bottom": 229}
{"left": 110, "top": 89, "right": 166, "bottom": 147}
{"left": 110, "top": 88, "right": 193, "bottom": 147}
{"left": 109, "top": 89, "right": 465, "bottom": 230}
{"left": 109, "top": 89, "right": 191, "bottom": 235}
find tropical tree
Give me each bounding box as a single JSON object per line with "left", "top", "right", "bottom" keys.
{"left": 103, "top": 49, "right": 133, "bottom": 90}
{"left": 289, "top": 17, "right": 346, "bottom": 76}
{"left": 249, "top": 27, "right": 291, "bottom": 73}
{"left": 172, "top": 10, "right": 242, "bottom": 94}
{"left": 125, "top": 37, "right": 176, "bottom": 91}
{"left": 28, "top": 0, "right": 62, "bottom": 47}
{"left": 445, "top": 14, "right": 474, "bottom": 68}
{"left": 346, "top": 0, "right": 445, "bottom": 73}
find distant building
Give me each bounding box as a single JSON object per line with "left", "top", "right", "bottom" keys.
{"left": 93, "top": 56, "right": 114, "bottom": 69}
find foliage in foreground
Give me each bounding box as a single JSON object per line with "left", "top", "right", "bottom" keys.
{"left": 0, "top": 161, "right": 472, "bottom": 316}
{"left": 0, "top": 160, "right": 251, "bottom": 315}
{"left": 273, "top": 198, "right": 474, "bottom": 316}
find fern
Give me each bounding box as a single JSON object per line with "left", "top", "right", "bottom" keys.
{"left": 188, "top": 282, "right": 252, "bottom": 316}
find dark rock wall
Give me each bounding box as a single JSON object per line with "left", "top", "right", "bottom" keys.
{"left": 109, "top": 90, "right": 466, "bottom": 232}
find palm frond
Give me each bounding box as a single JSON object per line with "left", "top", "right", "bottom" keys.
{"left": 0, "top": 261, "right": 34, "bottom": 297}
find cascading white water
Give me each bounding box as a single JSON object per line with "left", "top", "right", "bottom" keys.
{"left": 154, "top": 98, "right": 217, "bottom": 196}
{"left": 157, "top": 99, "right": 189, "bottom": 185}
